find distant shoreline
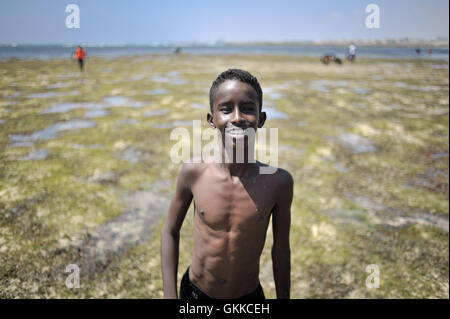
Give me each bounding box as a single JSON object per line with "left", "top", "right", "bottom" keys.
{"left": 0, "top": 44, "right": 448, "bottom": 61}
{"left": 225, "top": 40, "right": 449, "bottom": 49}
{"left": 1, "top": 55, "right": 448, "bottom": 65}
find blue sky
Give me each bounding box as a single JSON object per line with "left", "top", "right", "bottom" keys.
{"left": 0, "top": 0, "right": 448, "bottom": 44}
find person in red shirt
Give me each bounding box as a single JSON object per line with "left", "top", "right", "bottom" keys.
{"left": 73, "top": 45, "right": 86, "bottom": 72}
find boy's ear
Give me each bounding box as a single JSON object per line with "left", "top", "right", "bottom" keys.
{"left": 207, "top": 112, "right": 216, "bottom": 128}
{"left": 258, "top": 111, "right": 266, "bottom": 128}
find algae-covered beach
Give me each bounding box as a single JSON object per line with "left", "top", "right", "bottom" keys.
{"left": 0, "top": 54, "right": 448, "bottom": 298}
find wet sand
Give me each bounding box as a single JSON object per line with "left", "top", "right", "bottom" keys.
{"left": 0, "top": 54, "right": 448, "bottom": 298}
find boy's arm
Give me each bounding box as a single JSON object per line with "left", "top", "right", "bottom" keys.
{"left": 160, "top": 163, "right": 195, "bottom": 299}
{"left": 271, "top": 170, "right": 293, "bottom": 299}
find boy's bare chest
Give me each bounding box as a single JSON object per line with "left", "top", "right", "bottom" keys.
{"left": 191, "top": 173, "right": 276, "bottom": 231}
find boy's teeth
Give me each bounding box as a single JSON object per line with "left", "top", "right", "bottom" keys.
{"left": 229, "top": 129, "right": 246, "bottom": 134}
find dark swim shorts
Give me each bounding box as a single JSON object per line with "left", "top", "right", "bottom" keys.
{"left": 180, "top": 267, "right": 265, "bottom": 300}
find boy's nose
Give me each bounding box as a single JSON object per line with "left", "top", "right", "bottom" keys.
{"left": 231, "top": 107, "right": 245, "bottom": 125}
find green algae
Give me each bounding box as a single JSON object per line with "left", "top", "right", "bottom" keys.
{"left": 0, "top": 54, "right": 448, "bottom": 298}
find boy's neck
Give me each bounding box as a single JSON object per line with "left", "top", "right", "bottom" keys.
{"left": 218, "top": 143, "right": 256, "bottom": 178}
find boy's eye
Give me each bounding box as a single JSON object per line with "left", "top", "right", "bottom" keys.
{"left": 220, "top": 107, "right": 232, "bottom": 113}
{"left": 242, "top": 105, "right": 256, "bottom": 113}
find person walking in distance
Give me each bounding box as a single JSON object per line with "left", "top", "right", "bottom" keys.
{"left": 347, "top": 43, "right": 357, "bottom": 62}
{"left": 73, "top": 45, "right": 86, "bottom": 72}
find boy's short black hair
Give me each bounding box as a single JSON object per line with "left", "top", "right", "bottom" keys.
{"left": 209, "top": 69, "right": 263, "bottom": 112}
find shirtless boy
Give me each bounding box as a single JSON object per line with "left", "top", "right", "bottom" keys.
{"left": 161, "top": 69, "right": 293, "bottom": 299}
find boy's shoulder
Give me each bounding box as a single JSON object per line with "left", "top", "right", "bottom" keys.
{"left": 257, "top": 161, "right": 293, "bottom": 186}
{"left": 275, "top": 167, "right": 294, "bottom": 185}
{"left": 177, "top": 157, "right": 213, "bottom": 182}
{"left": 178, "top": 159, "right": 293, "bottom": 190}
{"left": 257, "top": 163, "right": 294, "bottom": 206}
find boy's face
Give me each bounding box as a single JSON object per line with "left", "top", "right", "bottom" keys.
{"left": 207, "top": 79, "right": 266, "bottom": 149}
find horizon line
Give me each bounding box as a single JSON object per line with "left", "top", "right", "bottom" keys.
{"left": 1, "top": 37, "right": 449, "bottom": 48}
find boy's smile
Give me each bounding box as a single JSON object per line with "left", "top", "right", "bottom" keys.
{"left": 207, "top": 79, "right": 266, "bottom": 148}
